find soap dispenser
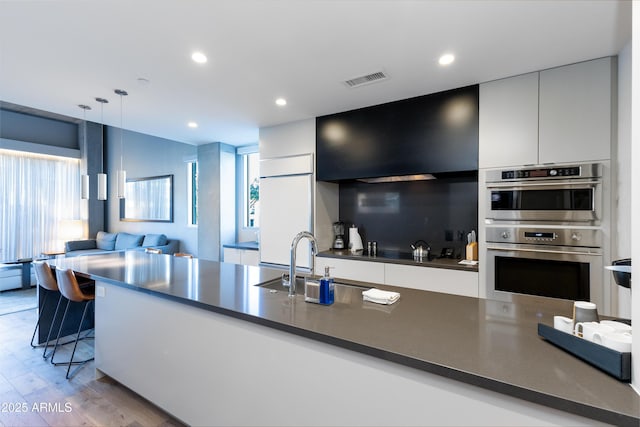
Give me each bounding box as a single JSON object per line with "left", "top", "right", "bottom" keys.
{"left": 319, "top": 266, "right": 335, "bottom": 305}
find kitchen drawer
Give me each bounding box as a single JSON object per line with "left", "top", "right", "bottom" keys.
{"left": 224, "top": 248, "right": 259, "bottom": 266}
{"left": 315, "top": 257, "right": 384, "bottom": 285}
{"left": 384, "top": 263, "right": 479, "bottom": 297}
{"left": 242, "top": 250, "right": 260, "bottom": 267}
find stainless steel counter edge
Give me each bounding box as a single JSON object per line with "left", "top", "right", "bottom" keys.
{"left": 52, "top": 252, "right": 638, "bottom": 426}
{"left": 317, "top": 250, "right": 479, "bottom": 272}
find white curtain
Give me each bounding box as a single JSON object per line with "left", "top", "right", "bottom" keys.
{"left": 0, "top": 149, "right": 80, "bottom": 260}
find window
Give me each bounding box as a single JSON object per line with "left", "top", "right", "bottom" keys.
{"left": 0, "top": 149, "right": 81, "bottom": 258}
{"left": 237, "top": 146, "right": 259, "bottom": 230}
{"left": 244, "top": 152, "right": 260, "bottom": 228}
{"left": 187, "top": 161, "right": 198, "bottom": 226}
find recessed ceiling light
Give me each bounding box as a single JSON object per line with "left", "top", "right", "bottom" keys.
{"left": 191, "top": 52, "right": 207, "bottom": 64}
{"left": 275, "top": 98, "right": 287, "bottom": 106}
{"left": 188, "top": 122, "right": 198, "bottom": 128}
{"left": 438, "top": 53, "right": 455, "bottom": 66}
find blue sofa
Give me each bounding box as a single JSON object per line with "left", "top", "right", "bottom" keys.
{"left": 65, "top": 231, "right": 179, "bottom": 257}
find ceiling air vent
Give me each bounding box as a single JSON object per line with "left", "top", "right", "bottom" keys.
{"left": 344, "top": 71, "right": 388, "bottom": 88}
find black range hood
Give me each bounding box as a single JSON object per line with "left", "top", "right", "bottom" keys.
{"left": 316, "top": 85, "right": 479, "bottom": 182}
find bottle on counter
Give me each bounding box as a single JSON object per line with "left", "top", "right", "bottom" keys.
{"left": 319, "top": 266, "right": 335, "bottom": 305}
{"left": 348, "top": 225, "right": 364, "bottom": 253}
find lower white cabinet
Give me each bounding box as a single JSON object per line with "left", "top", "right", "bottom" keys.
{"left": 315, "top": 257, "right": 478, "bottom": 298}
{"left": 385, "top": 263, "right": 478, "bottom": 298}
{"left": 315, "top": 257, "right": 385, "bottom": 285}
{"left": 223, "top": 248, "right": 259, "bottom": 266}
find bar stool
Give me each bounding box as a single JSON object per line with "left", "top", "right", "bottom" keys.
{"left": 145, "top": 247, "right": 162, "bottom": 254}
{"left": 51, "top": 268, "right": 95, "bottom": 379}
{"left": 174, "top": 253, "right": 194, "bottom": 258}
{"left": 30, "top": 261, "right": 63, "bottom": 352}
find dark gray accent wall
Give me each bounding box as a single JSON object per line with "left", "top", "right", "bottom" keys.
{"left": 78, "top": 121, "right": 106, "bottom": 237}
{"left": 197, "top": 142, "right": 236, "bottom": 261}
{"left": 0, "top": 108, "right": 78, "bottom": 148}
{"left": 338, "top": 176, "right": 478, "bottom": 258}
{"left": 105, "top": 127, "right": 198, "bottom": 255}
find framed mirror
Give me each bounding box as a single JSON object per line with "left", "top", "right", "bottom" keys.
{"left": 120, "top": 175, "right": 173, "bottom": 222}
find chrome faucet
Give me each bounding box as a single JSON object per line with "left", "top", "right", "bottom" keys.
{"left": 283, "top": 231, "right": 318, "bottom": 297}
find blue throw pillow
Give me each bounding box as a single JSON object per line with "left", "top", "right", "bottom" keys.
{"left": 142, "top": 234, "right": 167, "bottom": 247}
{"left": 96, "top": 231, "right": 117, "bottom": 250}
{"left": 115, "top": 233, "right": 144, "bottom": 250}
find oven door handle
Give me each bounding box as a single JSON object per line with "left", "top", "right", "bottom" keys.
{"left": 486, "top": 181, "right": 600, "bottom": 189}
{"left": 486, "top": 245, "right": 602, "bottom": 257}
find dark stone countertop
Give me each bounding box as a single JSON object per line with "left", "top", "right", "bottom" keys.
{"left": 51, "top": 251, "right": 638, "bottom": 425}
{"left": 318, "top": 249, "right": 479, "bottom": 272}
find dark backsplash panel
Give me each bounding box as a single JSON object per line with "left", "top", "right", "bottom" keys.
{"left": 338, "top": 176, "right": 478, "bottom": 258}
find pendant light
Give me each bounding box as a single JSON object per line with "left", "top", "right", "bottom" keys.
{"left": 78, "top": 104, "right": 91, "bottom": 200}
{"left": 114, "top": 89, "right": 128, "bottom": 199}
{"left": 95, "top": 97, "right": 109, "bottom": 200}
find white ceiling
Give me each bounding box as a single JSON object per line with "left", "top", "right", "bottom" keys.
{"left": 0, "top": 0, "right": 631, "bottom": 146}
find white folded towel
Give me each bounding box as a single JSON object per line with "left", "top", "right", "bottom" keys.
{"left": 362, "top": 288, "right": 400, "bottom": 305}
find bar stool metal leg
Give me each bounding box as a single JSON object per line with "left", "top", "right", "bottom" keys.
{"left": 49, "top": 298, "right": 71, "bottom": 365}
{"left": 52, "top": 268, "right": 95, "bottom": 379}
{"left": 65, "top": 300, "right": 94, "bottom": 379}
{"left": 42, "top": 292, "right": 66, "bottom": 358}
{"left": 30, "top": 289, "right": 49, "bottom": 348}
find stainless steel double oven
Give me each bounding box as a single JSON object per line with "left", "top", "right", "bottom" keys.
{"left": 484, "top": 163, "right": 605, "bottom": 307}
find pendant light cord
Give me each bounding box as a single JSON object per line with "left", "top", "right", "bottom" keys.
{"left": 100, "top": 101, "right": 104, "bottom": 174}
{"left": 119, "top": 92, "right": 124, "bottom": 170}
{"left": 113, "top": 89, "right": 129, "bottom": 171}
{"left": 78, "top": 104, "right": 91, "bottom": 171}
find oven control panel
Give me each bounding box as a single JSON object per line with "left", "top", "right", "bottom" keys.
{"left": 523, "top": 231, "right": 557, "bottom": 242}
{"left": 485, "top": 163, "right": 602, "bottom": 183}
{"left": 485, "top": 227, "right": 602, "bottom": 248}
{"left": 501, "top": 167, "right": 580, "bottom": 180}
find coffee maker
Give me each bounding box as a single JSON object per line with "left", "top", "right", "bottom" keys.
{"left": 333, "top": 221, "right": 345, "bottom": 249}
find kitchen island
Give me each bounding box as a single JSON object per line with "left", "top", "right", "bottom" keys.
{"left": 53, "top": 252, "right": 639, "bottom": 426}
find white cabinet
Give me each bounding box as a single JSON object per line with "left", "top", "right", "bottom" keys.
{"left": 538, "top": 57, "right": 613, "bottom": 164}
{"left": 242, "top": 250, "right": 259, "bottom": 266}
{"left": 259, "top": 155, "right": 313, "bottom": 270}
{"left": 479, "top": 72, "right": 539, "bottom": 168}
{"left": 479, "top": 57, "right": 614, "bottom": 168}
{"left": 385, "top": 264, "right": 478, "bottom": 298}
{"left": 315, "top": 257, "right": 478, "bottom": 297}
{"left": 315, "top": 257, "right": 385, "bottom": 285}
{"left": 223, "top": 248, "right": 259, "bottom": 266}
{"left": 223, "top": 248, "right": 242, "bottom": 264}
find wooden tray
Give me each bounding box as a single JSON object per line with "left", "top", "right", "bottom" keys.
{"left": 538, "top": 323, "right": 631, "bottom": 382}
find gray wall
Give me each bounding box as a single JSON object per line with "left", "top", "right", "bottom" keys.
{"left": 197, "top": 142, "right": 236, "bottom": 261}
{"left": 0, "top": 108, "right": 78, "bottom": 148}
{"left": 105, "top": 127, "right": 198, "bottom": 255}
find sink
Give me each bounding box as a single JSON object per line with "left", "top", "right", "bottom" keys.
{"left": 256, "top": 276, "right": 370, "bottom": 304}
{"left": 257, "top": 276, "right": 370, "bottom": 290}
{"left": 257, "top": 276, "right": 306, "bottom": 291}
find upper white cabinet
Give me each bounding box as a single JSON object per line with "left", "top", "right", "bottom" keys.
{"left": 479, "top": 72, "right": 539, "bottom": 168}
{"left": 538, "top": 57, "right": 613, "bottom": 164}
{"left": 479, "top": 57, "right": 614, "bottom": 168}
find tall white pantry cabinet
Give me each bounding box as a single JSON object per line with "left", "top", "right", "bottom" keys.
{"left": 258, "top": 119, "right": 337, "bottom": 271}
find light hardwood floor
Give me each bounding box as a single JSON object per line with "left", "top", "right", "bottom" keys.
{"left": 0, "top": 288, "right": 37, "bottom": 316}
{"left": 0, "top": 308, "right": 186, "bottom": 427}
